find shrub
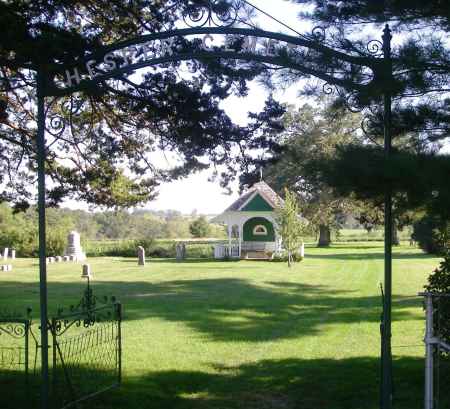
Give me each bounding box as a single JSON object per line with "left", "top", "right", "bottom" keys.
{"left": 186, "top": 244, "right": 213, "bottom": 259}
{"left": 425, "top": 254, "right": 450, "bottom": 353}
{"left": 84, "top": 240, "right": 136, "bottom": 257}
{"left": 189, "top": 216, "right": 211, "bottom": 238}
{"left": 412, "top": 215, "right": 449, "bottom": 255}
{"left": 148, "top": 245, "right": 175, "bottom": 258}
{"left": 271, "top": 251, "right": 303, "bottom": 263}
{"left": 46, "top": 227, "right": 71, "bottom": 256}
{"left": 134, "top": 238, "right": 156, "bottom": 255}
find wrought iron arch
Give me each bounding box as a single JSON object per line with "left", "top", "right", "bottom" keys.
{"left": 45, "top": 26, "right": 383, "bottom": 99}
{"left": 33, "top": 1, "right": 395, "bottom": 408}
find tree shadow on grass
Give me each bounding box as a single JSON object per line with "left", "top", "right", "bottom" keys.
{"left": 4, "top": 355, "right": 446, "bottom": 409}
{"left": 120, "top": 278, "right": 423, "bottom": 342}
{"left": 92, "top": 355, "right": 444, "bottom": 409}
{"left": 1, "top": 277, "right": 423, "bottom": 343}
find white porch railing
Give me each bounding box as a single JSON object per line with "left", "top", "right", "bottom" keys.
{"left": 241, "top": 242, "right": 276, "bottom": 252}
{"left": 214, "top": 242, "right": 278, "bottom": 259}
{"left": 214, "top": 244, "right": 239, "bottom": 259}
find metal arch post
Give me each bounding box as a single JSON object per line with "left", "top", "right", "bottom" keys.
{"left": 381, "top": 25, "right": 393, "bottom": 409}
{"left": 37, "top": 70, "right": 50, "bottom": 409}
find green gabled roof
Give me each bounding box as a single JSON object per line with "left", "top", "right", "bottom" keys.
{"left": 223, "top": 181, "right": 283, "bottom": 212}
{"left": 241, "top": 193, "right": 274, "bottom": 211}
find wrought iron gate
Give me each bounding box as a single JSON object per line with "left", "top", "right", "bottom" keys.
{"left": 49, "top": 286, "right": 122, "bottom": 409}
{"left": 0, "top": 308, "right": 38, "bottom": 407}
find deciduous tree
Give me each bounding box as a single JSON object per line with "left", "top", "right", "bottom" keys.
{"left": 275, "top": 189, "right": 307, "bottom": 267}
{"left": 265, "top": 102, "right": 364, "bottom": 247}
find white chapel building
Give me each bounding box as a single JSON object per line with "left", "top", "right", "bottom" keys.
{"left": 212, "top": 181, "right": 284, "bottom": 259}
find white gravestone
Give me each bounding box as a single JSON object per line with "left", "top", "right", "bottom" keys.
{"left": 300, "top": 242, "right": 305, "bottom": 258}
{"left": 64, "top": 231, "right": 86, "bottom": 261}
{"left": 55, "top": 256, "right": 62, "bottom": 262}
{"left": 137, "top": 246, "right": 145, "bottom": 266}
{"left": 10, "top": 249, "right": 16, "bottom": 260}
{"left": 2, "top": 248, "right": 8, "bottom": 260}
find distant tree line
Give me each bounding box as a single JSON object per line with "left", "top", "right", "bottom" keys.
{"left": 0, "top": 204, "right": 225, "bottom": 256}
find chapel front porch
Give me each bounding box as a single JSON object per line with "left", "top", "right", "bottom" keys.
{"left": 214, "top": 241, "right": 279, "bottom": 260}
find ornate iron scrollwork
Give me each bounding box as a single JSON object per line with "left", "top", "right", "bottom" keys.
{"left": 366, "top": 40, "right": 384, "bottom": 57}
{"left": 311, "top": 26, "right": 326, "bottom": 42}
{"left": 0, "top": 322, "right": 27, "bottom": 338}
{"left": 181, "top": 0, "right": 244, "bottom": 28}
{"left": 0, "top": 308, "right": 32, "bottom": 339}
{"left": 52, "top": 280, "right": 119, "bottom": 336}
{"left": 46, "top": 96, "right": 85, "bottom": 137}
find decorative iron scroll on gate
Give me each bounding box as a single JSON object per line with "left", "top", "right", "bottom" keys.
{"left": 49, "top": 284, "right": 122, "bottom": 409}
{"left": 0, "top": 308, "right": 38, "bottom": 406}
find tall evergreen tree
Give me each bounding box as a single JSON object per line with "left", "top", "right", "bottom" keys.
{"left": 291, "top": 0, "right": 450, "bottom": 148}
{"left": 286, "top": 0, "right": 450, "bottom": 220}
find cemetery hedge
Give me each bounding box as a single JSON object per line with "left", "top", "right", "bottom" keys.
{"left": 84, "top": 239, "right": 215, "bottom": 259}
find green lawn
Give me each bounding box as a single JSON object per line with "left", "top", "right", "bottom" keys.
{"left": 0, "top": 243, "right": 445, "bottom": 409}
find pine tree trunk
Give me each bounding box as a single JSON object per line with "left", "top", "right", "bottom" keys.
{"left": 318, "top": 225, "right": 331, "bottom": 247}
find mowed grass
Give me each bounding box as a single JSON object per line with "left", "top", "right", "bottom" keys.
{"left": 0, "top": 243, "right": 444, "bottom": 409}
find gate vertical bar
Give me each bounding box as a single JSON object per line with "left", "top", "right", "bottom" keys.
{"left": 37, "top": 70, "right": 50, "bottom": 409}
{"left": 424, "top": 294, "right": 434, "bottom": 409}
{"left": 381, "top": 24, "right": 393, "bottom": 409}
{"left": 25, "top": 319, "right": 29, "bottom": 385}
{"left": 118, "top": 302, "right": 122, "bottom": 385}
{"left": 51, "top": 318, "right": 57, "bottom": 395}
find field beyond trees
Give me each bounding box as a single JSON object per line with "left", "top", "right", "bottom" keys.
{"left": 0, "top": 243, "right": 446, "bottom": 409}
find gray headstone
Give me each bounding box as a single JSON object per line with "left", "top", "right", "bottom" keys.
{"left": 137, "top": 246, "right": 145, "bottom": 266}
{"left": 1, "top": 265, "right": 6, "bottom": 272}
{"left": 55, "top": 256, "right": 62, "bottom": 262}
{"left": 176, "top": 243, "right": 186, "bottom": 261}
{"left": 64, "top": 231, "right": 86, "bottom": 261}
{"left": 63, "top": 256, "right": 70, "bottom": 262}
{"left": 81, "top": 264, "right": 92, "bottom": 278}
{"left": 69, "top": 255, "right": 76, "bottom": 262}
